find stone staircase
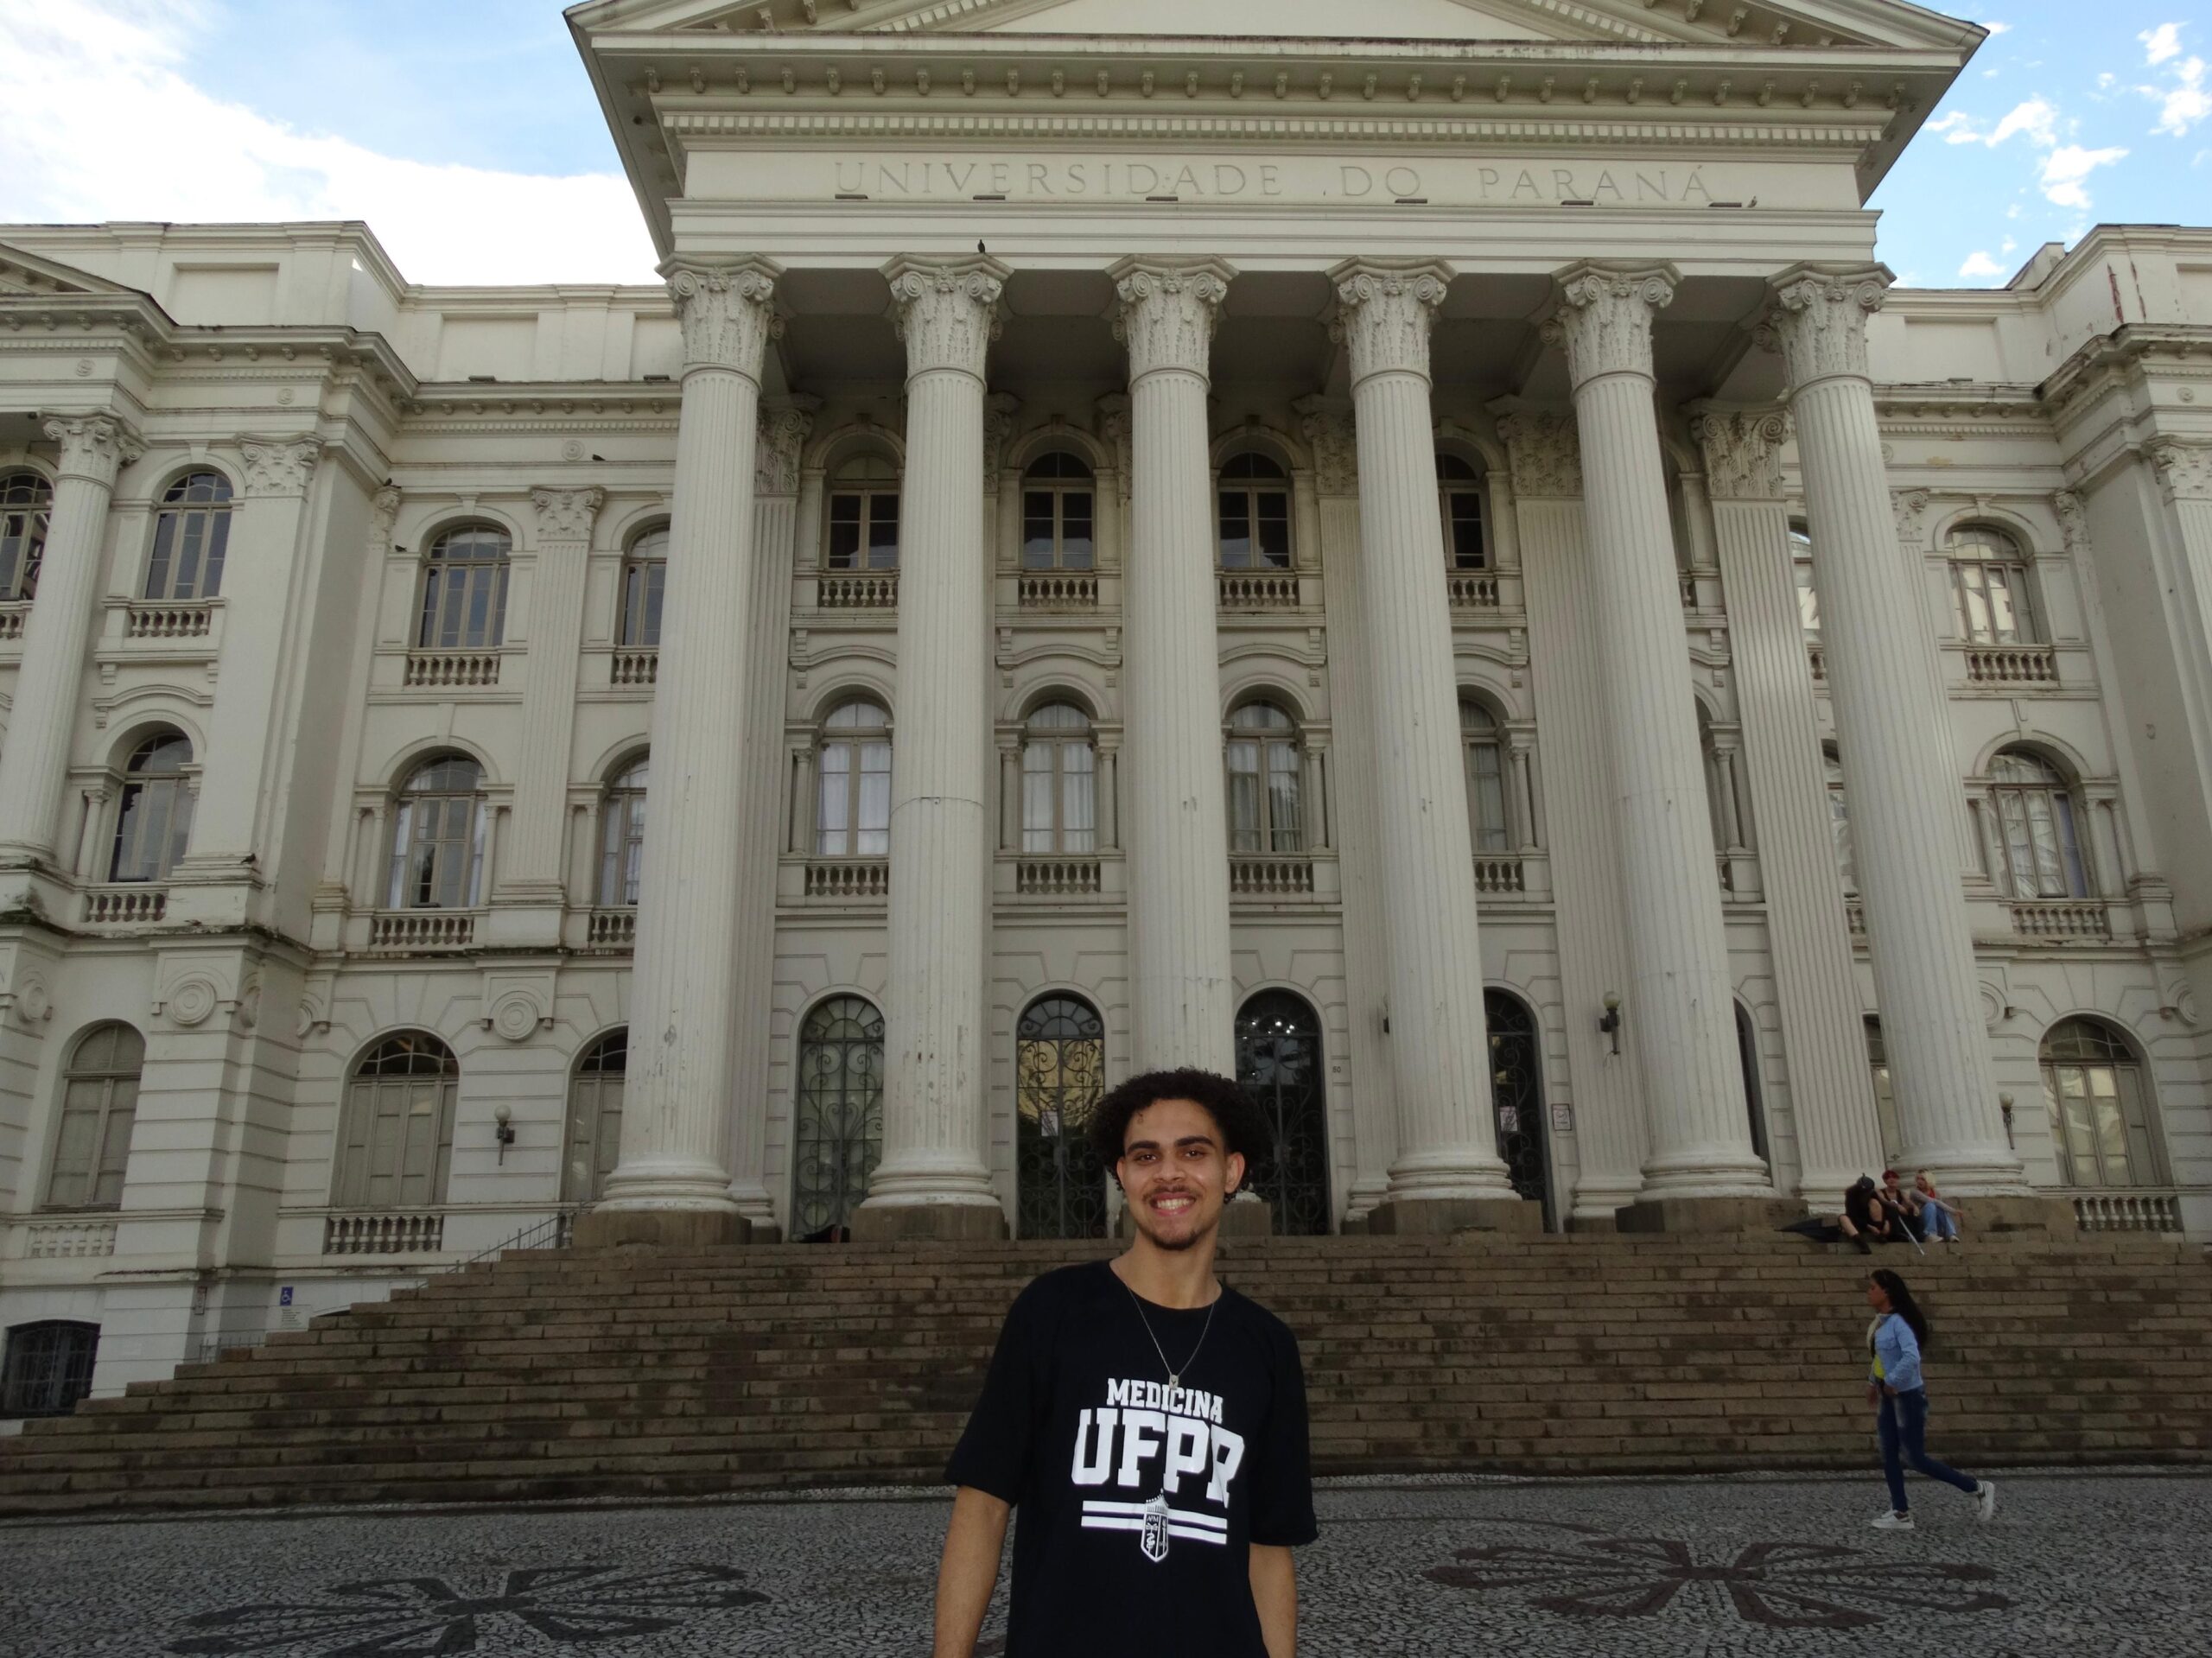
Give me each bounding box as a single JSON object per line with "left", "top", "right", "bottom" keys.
{"left": 3, "top": 1233, "right": 2208, "bottom": 1515}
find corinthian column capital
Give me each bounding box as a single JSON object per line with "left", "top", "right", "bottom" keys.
{"left": 1494, "top": 408, "right": 1583, "bottom": 500}
{"left": 884, "top": 254, "right": 1010, "bottom": 381}
{"left": 1542, "top": 262, "right": 1676, "bottom": 390}
{"left": 1109, "top": 256, "right": 1236, "bottom": 381}
{"left": 1294, "top": 396, "right": 1358, "bottom": 496}
{"left": 755, "top": 394, "right": 821, "bottom": 497}
{"left": 42, "top": 412, "right": 144, "bottom": 487}
{"left": 1327, "top": 257, "right": 1452, "bottom": 385}
{"left": 662, "top": 257, "right": 783, "bottom": 378}
{"left": 238, "top": 435, "right": 325, "bottom": 499}
{"left": 529, "top": 486, "right": 606, "bottom": 543}
{"left": 1689, "top": 405, "right": 1792, "bottom": 502}
{"left": 1758, "top": 262, "right": 1893, "bottom": 390}
{"left": 2150, "top": 439, "right": 2212, "bottom": 502}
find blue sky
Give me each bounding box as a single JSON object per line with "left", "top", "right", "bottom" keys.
{"left": 0, "top": 0, "right": 2205, "bottom": 287}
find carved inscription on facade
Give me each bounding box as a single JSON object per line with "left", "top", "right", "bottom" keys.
{"left": 820, "top": 156, "right": 1727, "bottom": 206}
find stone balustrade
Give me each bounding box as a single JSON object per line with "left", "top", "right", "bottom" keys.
{"left": 0, "top": 601, "right": 24, "bottom": 643}
{"left": 817, "top": 572, "right": 899, "bottom": 609}
{"left": 2069, "top": 1189, "right": 2182, "bottom": 1234}
{"left": 609, "top": 649, "right": 658, "bottom": 687}
{"left": 1216, "top": 570, "right": 1299, "bottom": 610}
{"left": 367, "top": 911, "right": 478, "bottom": 951}
{"left": 322, "top": 1211, "right": 447, "bottom": 1255}
{"left": 804, "top": 858, "right": 888, "bottom": 900}
{"left": 404, "top": 650, "right": 501, "bottom": 689}
{"left": 587, "top": 907, "right": 637, "bottom": 950}
{"left": 1471, "top": 854, "right": 1525, "bottom": 895}
{"left": 124, "top": 601, "right": 214, "bottom": 641}
{"left": 1964, "top": 644, "right": 2059, "bottom": 686}
{"left": 2011, "top": 899, "right": 2111, "bottom": 939}
{"left": 1229, "top": 854, "right": 1315, "bottom": 896}
{"left": 1017, "top": 572, "right": 1099, "bottom": 609}
{"left": 81, "top": 886, "right": 166, "bottom": 926}
{"left": 1446, "top": 572, "right": 1500, "bottom": 608}
{"left": 21, "top": 1217, "right": 119, "bottom": 1260}
{"left": 1015, "top": 856, "right": 1102, "bottom": 897}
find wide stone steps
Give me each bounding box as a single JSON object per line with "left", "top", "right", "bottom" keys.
{"left": 3, "top": 1234, "right": 2206, "bottom": 1514}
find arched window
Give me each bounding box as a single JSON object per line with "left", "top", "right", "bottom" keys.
{"left": 334, "top": 1033, "right": 458, "bottom": 1209}
{"left": 1790, "top": 524, "right": 1821, "bottom": 636}
{"left": 0, "top": 470, "right": 52, "bottom": 601}
{"left": 1459, "top": 701, "right": 1510, "bottom": 853}
{"left": 1217, "top": 452, "right": 1291, "bottom": 570}
{"left": 1, "top": 1321, "right": 100, "bottom": 1419}
{"left": 1983, "top": 750, "right": 2088, "bottom": 899}
{"left": 1437, "top": 453, "right": 1487, "bottom": 570}
{"left": 791, "top": 995, "right": 884, "bottom": 1238}
{"left": 42, "top": 1023, "right": 143, "bottom": 1211}
{"left": 2041, "top": 1018, "right": 2165, "bottom": 1189}
{"left": 816, "top": 700, "right": 892, "bottom": 858}
{"left": 110, "top": 734, "right": 194, "bottom": 883}
{"left": 1015, "top": 994, "right": 1107, "bottom": 1239}
{"left": 824, "top": 454, "right": 900, "bottom": 571}
{"left": 1866, "top": 1016, "right": 1902, "bottom": 1164}
{"left": 597, "top": 756, "right": 648, "bottom": 907}
{"left": 564, "top": 1030, "right": 626, "bottom": 1204}
{"left": 1021, "top": 703, "right": 1096, "bottom": 854}
{"left": 1235, "top": 991, "right": 1330, "bottom": 1236}
{"left": 416, "top": 524, "right": 511, "bottom": 649}
{"left": 1484, "top": 988, "right": 1554, "bottom": 1228}
{"left": 1824, "top": 746, "right": 1856, "bottom": 892}
{"left": 145, "top": 472, "right": 232, "bottom": 602}
{"left": 1226, "top": 702, "right": 1301, "bottom": 854}
{"left": 618, "top": 525, "right": 667, "bottom": 648}
{"left": 1948, "top": 524, "right": 2038, "bottom": 644}
{"left": 1021, "top": 452, "right": 1095, "bottom": 572}
{"left": 387, "top": 756, "right": 486, "bottom": 910}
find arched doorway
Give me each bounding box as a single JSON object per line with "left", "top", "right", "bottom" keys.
{"left": 791, "top": 995, "right": 884, "bottom": 1239}
{"left": 2040, "top": 1017, "right": 2167, "bottom": 1190}
{"left": 1484, "top": 989, "right": 1553, "bottom": 1229}
{"left": 1234, "top": 991, "right": 1332, "bottom": 1236}
{"left": 1016, "top": 994, "right": 1108, "bottom": 1238}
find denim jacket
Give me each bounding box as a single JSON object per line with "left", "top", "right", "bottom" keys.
{"left": 1870, "top": 1312, "right": 1924, "bottom": 1394}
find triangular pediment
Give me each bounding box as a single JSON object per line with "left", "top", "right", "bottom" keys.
{"left": 0, "top": 241, "right": 142, "bottom": 300}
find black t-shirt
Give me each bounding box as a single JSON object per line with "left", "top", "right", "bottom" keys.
{"left": 945, "top": 1260, "right": 1318, "bottom": 1657}
{"left": 1845, "top": 1185, "right": 1880, "bottom": 1229}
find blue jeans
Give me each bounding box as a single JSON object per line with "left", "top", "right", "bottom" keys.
{"left": 1877, "top": 1387, "right": 1978, "bottom": 1513}
{"left": 1923, "top": 1203, "right": 1960, "bottom": 1241}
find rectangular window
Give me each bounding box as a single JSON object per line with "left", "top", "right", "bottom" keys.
{"left": 867, "top": 496, "right": 899, "bottom": 569}
{"left": 1446, "top": 490, "right": 1486, "bottom": 570}
{"left": 856, "top": 741, "right": 892, "bottom": 854}
{"left": 1061, "top": 744, "right": 1096, "bottom": 853}
{"left": 817, "top": 747, "right": 851, "bottom": 856}
{"left": 826, "top": 495, "right": 862, "bottom": 570}
{"left": 1266, "top": 742, "right": 1302, "bottom": 851}
{"left": 1255, "top": 492, "right": 1292, "bottom": 569}
{"left": 1226, "top": 740, "right": 1262, "bottom": 852}
{"left": 1467, "top": 743, "right": 1508, "bottom": 852}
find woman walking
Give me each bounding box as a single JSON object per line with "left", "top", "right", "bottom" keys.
{"left": 1864, "top": 1268, "right": 1999, "bottom": 1530}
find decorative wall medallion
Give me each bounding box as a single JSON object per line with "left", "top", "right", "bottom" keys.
{"left": 168, "top": 1563, "right": 769, "bottom": 1654}
{"left": 487, "top": 986, "right": 548, "bottom": 1043}
{"left": 233, "top": 981, "right": 261, "bottom": 1031}
{"left": 561, "top": 437, "right": 585, "bottom": 462}
{"left": 1427, "top": 1523, "right": 2008, "bottom": 1629}
{"left": 15, "top": 975, "right": 53, "bottom": 1027}
{"left": 163, "top": 975, "right": 221, "bottom": 1028}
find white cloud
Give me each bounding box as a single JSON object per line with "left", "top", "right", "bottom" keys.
{"left": 1958, "top": 250, "right": 2009, "bottom": 279}
{"left": 2039, "top": 144, "right": 2129, "bottom": 208}
{"left": 2141, "top": 24, "right": 2184, "bottom": 67}
{"left": 1983, "top": 21, "right": 2012, "bottom": 35}
{"left": 1929, "top": 97, "right": 2061, "bottom": 147}
{"left": 0, "top": 0, "right": 658, "bottom": 285}
{"left": 2147, "top": 56, "right": 2210, "bottom": 137}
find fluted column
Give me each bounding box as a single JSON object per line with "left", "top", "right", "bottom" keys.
{"left": 855, "top": 255, "right": 1009, "bottom": 1240}
{"left": 580, "top": 258, "right": 779, "bottom": 1248}
{"left": 1110, "top": 257, "right": 1238, "bottom": 1075}
{"left": 1546, "top": 264, "right": 1775, "bottom": 1221}
{"left": 0, "top": 414, "right": 142, "bottom": 870}
{"left": 1761, "top": 264, "right": 2031, "bottom": 1200}
{"left": 1331, "top": 260, "right": 1525, "bottom": 1232}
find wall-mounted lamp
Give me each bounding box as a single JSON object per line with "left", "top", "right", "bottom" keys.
{"left": 1998, "top": 1092, "right": 2016, "bottom": 1152}
{"left": 493, "top": 1103, "right": 515, "bottom": 1165}
{"left": 1598, "top": 993, "right": 1623, "bottom": 1056}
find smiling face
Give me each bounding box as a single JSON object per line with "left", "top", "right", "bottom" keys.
{"left": 1116, "top": 1096, "right": 1246, "bottom": 1254}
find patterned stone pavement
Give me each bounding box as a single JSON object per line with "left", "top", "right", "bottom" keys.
{"left": 1, "top": 1471, "right": 2204, "bottom": 1656}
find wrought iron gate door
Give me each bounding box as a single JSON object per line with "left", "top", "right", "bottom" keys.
{"left": 791, "top": 996, "right": 884, "bottom": 1238}
{"left": 1484, "top": 988, "right": 1554, "bottom": 1230}
{"left": 1015, "top": 996, "right": 1108, "bottom": 1239}
{"left": 1235, "top": 991, "right": 1332, "bottom": 1236}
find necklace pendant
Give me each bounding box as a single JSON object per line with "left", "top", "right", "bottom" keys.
{"left": 1166, "top": 1374, "right": 1178, "bottom": 1394}
{"left": 1141, "top": 1493, "right": 1172, "bottom": 1563}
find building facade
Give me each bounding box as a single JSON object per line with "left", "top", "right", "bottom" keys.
{"left": 3, "top": 0, "right": 2210, "bottom": 1409}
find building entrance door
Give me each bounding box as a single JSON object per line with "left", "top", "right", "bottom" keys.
{"left": 791, "top": 995, "right": 884, "bottom": 1240}
{"left": 1235, "top": 991, "right": 1332, "bottom": 1235}
{"left": 1015, "top": 994, "right": 1108, "bottom": 1238}
{"left": 1484, "top": 988, "right": 1554, "bottom": 1230}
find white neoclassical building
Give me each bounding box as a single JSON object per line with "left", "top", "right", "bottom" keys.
{"left": 3, "top": 0, "right": 2211, "bottom": 1412}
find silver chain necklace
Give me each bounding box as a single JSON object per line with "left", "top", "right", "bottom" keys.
{"left": 1120, "top": 1276, "right": 1220, "bottom": 1395}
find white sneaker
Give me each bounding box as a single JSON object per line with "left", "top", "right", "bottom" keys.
{"left": 1976, "top": 1481, "right": 1998, "bottom": 1523}
{"left": 1871, "top": 1511, "right": 1915, "bottom": 1531}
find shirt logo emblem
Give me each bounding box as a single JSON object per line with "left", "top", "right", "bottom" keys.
{"left": 1141, "top": 1494, "right": 1171, "bottom": 1563}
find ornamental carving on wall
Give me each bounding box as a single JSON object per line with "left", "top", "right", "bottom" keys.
{"left": 2050, "top": 487, "right": 2091, "bottom": 552}
{"left": 1111, "top": 259, "right": 1233, "bottom": 381}
{"left": 2149, "top": 439, "right": 2212, "bottom": 501}
{"left": 1757, "top": 266, "right": 1890, "bottom": 387}
{"left": 42, "top": 412, "right": 143, "bottom": 487}
{"left": 486, "top": 986, "right": 550, "bottom": 1044}
{"left": 885, "top": 257, "right": 1007, "bottom": 381}
{"left": 1331, "top": 261, "right": 1452, "bottom": 384}
{"left": 1543, "top": 265, "right": 1675, "bottom": 389}
{"left": 1497, "top": 410, "right": 1583, "bottom": 500}
{"left": 1692, "top": 410, "right": 1790, "bottom": 502}
{"left": 1891, "top": 487, "right": 1932, "bottom": 549}
{"left": 754, "top": 397, "right": 818, "bottom": 497}
{"left": 529, "top": 486, "right": 606, "bottom": 543}
{"left": 238, "top": 435, "right": 324, "bottom": 499}
{"left": 1297, "top": 401, "right": 1358, "bottom": 496}
{"left": 161, "top": 975, "right": 223, "bottom": 1029}
{"left": 368, "top": 486, "right": 401, "bottom": 553}
{"left": 1096, "top": 394, "right": 1132, "bottom": 501}
{"left": 982, "top": 393, "right": 1022, "bottom": 486}
{"left": 664, "top": 259, "right": 781, "bottom": 377}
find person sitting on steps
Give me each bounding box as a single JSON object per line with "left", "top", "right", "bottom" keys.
{"left": 1838, "top": 1175, "right": 1900, "bottom": 1254}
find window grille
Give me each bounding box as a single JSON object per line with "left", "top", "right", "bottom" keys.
{"left": 791, "top": 997, "right": 884, "bottom": 1237}
{"left": 1, "top": 1321, "right": 99, "bottom": 1418}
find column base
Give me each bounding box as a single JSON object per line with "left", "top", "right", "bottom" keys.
{"left": 1366, "top": 1196, "right": 1541, "bottom": 1236}
{"left": 849, "top": 1202, "right": 1007, "bottom": 1242}
{"left": 1614, "top": 1195, "right": 1803, "bottom": 1235}
{"left": 1960, "top": 1195, "right": 2081, "bottom": 1236}
{"left": 571, "top": 1209, "right": 752, "bottom": 1250}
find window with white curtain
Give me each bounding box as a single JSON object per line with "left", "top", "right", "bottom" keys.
{"left": 817, "top": 699, "right": 892, "bottom": 857}
{"left": 1021, "top": 703, "right": 1096, "bottom": 854}
{"left": 1459, "top": 701, "right": 1510, "bottom": 853}
{"left": 145, "top": 472, "right": 232, "bottom": 601}
{"left": 110, "top": 733, "right": 194, "bottom": 883}
{"left": 42, "top": 1023, "right": 143, "bottom": 1211}
{"left": 1020, "top": 453, "right": 1095, "bottom": 572}
{"left": 1948, "top": 524, "right": 2039, "bottom": 645}
{"left": 1982, "top": 749, "right": 2088, "bottom": 899}
{"left": 387, "top": 756, "right": 486, "bottom": 909}
{"left": 598, "top": 756, "right": 648, "bottom": 906}
{"left": 1226, "top": 702, "right": 1302, "bottom": 854}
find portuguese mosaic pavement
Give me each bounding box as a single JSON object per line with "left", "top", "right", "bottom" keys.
{"left": 0, "top": 1472, "right": 2201, "bottom": 1655}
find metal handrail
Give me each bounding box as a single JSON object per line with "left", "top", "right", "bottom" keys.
{"left": 424, "top": 1206, "right": 581, "bottom": 1278}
